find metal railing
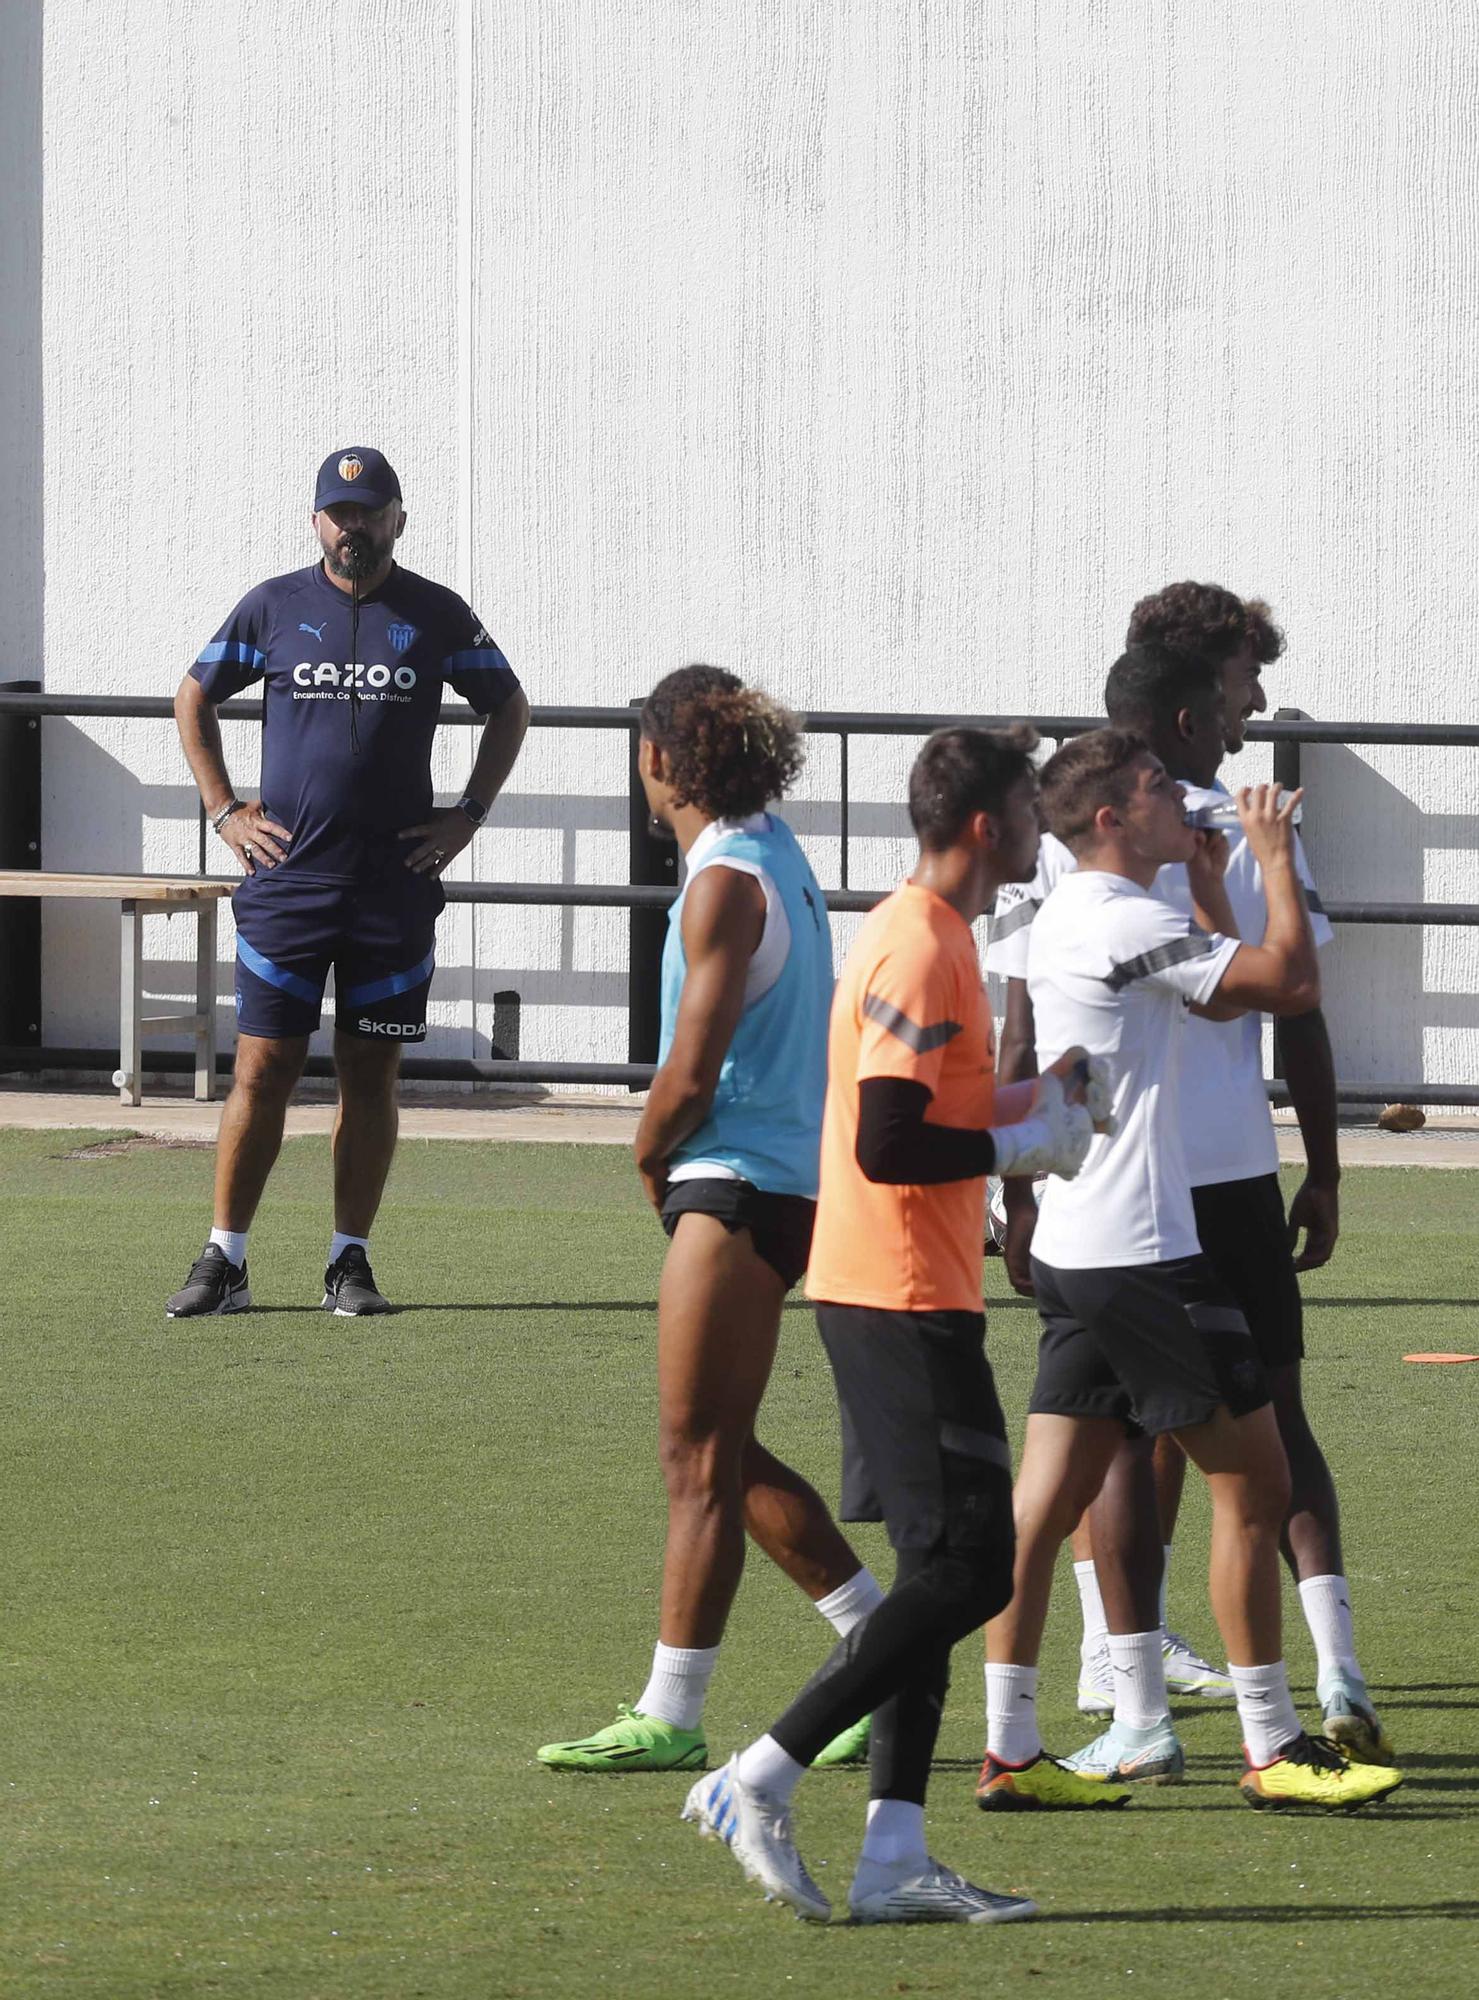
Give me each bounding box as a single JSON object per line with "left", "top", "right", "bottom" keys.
{"left": 2, "top": 686, "right": 1477, "bottom": 1104}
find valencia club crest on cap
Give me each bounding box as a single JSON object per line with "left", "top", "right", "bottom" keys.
{"left": 338, "top": 454, "right": 364, "bottom": 482}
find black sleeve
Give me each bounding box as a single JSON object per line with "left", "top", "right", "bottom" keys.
{"left": 855, "top": 1076, "right": 996, "bottom": 1185}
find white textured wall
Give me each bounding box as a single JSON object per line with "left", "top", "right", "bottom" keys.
{"left": 23, "top": 1, "right": 1479, "bottom": 1088}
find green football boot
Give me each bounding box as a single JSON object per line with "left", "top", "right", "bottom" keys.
{"left": 536, "top": 1703, "right": 707, "bottom": 1773}
{"left": 811, "top": 1712, "right": 872, "bottom": 1768}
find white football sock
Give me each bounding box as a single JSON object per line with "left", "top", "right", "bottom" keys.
{"left": 815, "top": 1566, "right": 885, "bottom": 1637}
{"left": 1074, "top": 1559, "right": 1108, "bottom": 1655}
{"left": 985, "top": 1662, "right": 1041, "bottom": 1766}
{"left": 329, "top": 1231, "right": 370, "bottom": 1265}
{"left": 1158, "top": 1544, "right": 1172, "bottom": 1629}
{"left": 635, "top": 1642, "right": 718, "bottom": 1731}
{"left": 734, "top": 1732, "right": 806, "bottom": 1805}
{"left": 1298, "top": 1575, "right": 1364, "bottom": 1693}
{"left": 858, "top": 1797, "right": 927, "bottom": 1870}
{"left": 209, "top": 1226, "right": 248, "bottom": 1269}
{"left": 1229, "top": 1660, "right": 1302, "bottom": 1766}
{"left": 1108, "top": 1629, "right": 1170, "bottom": 1730}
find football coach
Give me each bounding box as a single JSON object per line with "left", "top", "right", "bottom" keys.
{"left": 167, "top": 447, "right": 529, "bottom": 1319}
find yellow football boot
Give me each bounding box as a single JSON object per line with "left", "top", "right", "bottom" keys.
{"left": 1239, "top": 1732, "right": 1402, "bottom": 1812}
{"left": 975, "top": 1750, "right": 1133, "bottom": 1811}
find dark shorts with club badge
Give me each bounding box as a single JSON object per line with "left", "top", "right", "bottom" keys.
{"left": 1028, "top": 1252, "right": 1271, "bottom": 1436}
{"left": 232, "top": 869, "right": 443, "bottom": 1042}
{"left": 815, "top": 1304, "right": 1015, "bottom": 1555}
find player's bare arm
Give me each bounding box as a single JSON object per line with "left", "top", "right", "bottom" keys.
{"left": 400, "top": 685, "right": 531, "bottom": 874}
{"left": 174, "top": 671, "right": 292, "bottom": 874}
{"left": 1196, "top": 786, "right": 1319, "bottom": 1020}
{"left": 1279, "top": 1004, "right": 1341, "bottom": 1269}
{"left": 633, "top": 864, "right": 766, "bottom": 1209}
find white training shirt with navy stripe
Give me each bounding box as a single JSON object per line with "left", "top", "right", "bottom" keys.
{"left": 1155, "top": 782, "right": 1334, "bottom": 1187}
{"left": 1027, "top": 869, "right": 1239, "bottom": 1269}
{"left": 989, "top": 809, "right": 1332, "bottom": 1192}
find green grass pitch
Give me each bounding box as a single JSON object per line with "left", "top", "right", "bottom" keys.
{"left": 2, "top": 1129, "right": 1477, "bottom": 1997}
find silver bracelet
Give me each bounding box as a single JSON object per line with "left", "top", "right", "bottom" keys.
{"left": 211, "top": 799, "right": 244, "bottom": 832}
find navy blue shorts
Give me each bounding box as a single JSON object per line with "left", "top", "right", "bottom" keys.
{"left": 231, "top": 871, "right": 442, "bottom": 1042}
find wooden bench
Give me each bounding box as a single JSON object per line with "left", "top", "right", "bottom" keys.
{"left": 0, "top": 872, "right": 232, "bottom": 1105}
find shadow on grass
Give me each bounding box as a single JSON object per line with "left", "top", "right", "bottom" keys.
{"left": 1036, "top": 1900, "right": 1479, "bottom": 1924}
{"left": 224, "top": 1301, "right": 662, "bottom": 1314}
{"left": 1303, "top": 1298, "right": 1479, "bottom": 1310}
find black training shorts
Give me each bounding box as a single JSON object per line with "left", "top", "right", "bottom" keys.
{"left": 660, "top": 1178, "right": 816, "bottom": 1291}
{"left": 1028, "top": 1252, "right": 1271, "bottom": 1436}
{"left": 814, "top": 1304, "right": 1015, "bottom": 1554}
{"left": 1192, "top": 1173, "right": 1304, "bottom": 1368}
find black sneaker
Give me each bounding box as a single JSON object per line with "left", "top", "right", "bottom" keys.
{"left": 322, "top": 1244, "right": 393, "bottom": 1316}
{"left": 166, "top": 1243, "right": 250, "bottom": 1318}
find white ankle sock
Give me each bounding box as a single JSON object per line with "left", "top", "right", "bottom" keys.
{"left": 1158, "top": 1544, "right": 1172, "bottom": 1629}
{"left": 1229, "top": 1660, "right": 1301, "bottom": 1766}
{"left": 984, "top": 1663, "right": 1041, "bottom": 1766}
{"left": 635, "top": 1642, "right": 718, "bottom": 1731}
{"left": 815, "top": 1566, "right": 885, "bottom": 1637}
{"left": 209, "top": 1226, "right": 248, "bottom": 1269}
{"left": 1074, "top": 1559, "right": 1108, "bottom": 1655}
{"left": 734, "top": 1732, "right": 806, "bottom": 1804}
{"left": 1108, "top": 1629, "right": 1170, "bottom": 1730}
{"left": 1297, "top": 1574, "right": 1363, "bottom": 1692}
{"left": 329, "top": 1231, "right": 370, "bottom": 1265}
{"left": 858, "top": 1797, "right": 927, "bottom": 1870}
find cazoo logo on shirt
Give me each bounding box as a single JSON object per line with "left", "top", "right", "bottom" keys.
{"left": 293, "top": 661, "right": 418, "bottom": 690}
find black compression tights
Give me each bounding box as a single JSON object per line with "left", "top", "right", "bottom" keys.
{"left": 770, "top": 1541, "right": 1013, "bottom": 1805}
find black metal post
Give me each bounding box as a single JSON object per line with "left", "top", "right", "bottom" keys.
{"left": 1272, "top": 705, "right": 1304, "bottom": 793}
{"left": 0, "top": 679, "right": 42, "bottom": 1047}
{"left": 627, "top": 700, "right": 678, "bottom": 1076}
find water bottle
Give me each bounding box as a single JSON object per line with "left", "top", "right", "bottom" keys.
{"left": 1184, "top": 792, "right": 1302, "bottom": 831}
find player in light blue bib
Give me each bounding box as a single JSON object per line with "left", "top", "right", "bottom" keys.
{"left": 538, "top": 666, "right": 882, "bottom": 1774}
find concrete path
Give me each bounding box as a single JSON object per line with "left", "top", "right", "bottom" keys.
{"left": 2, "top": 1080, "right": 1476, "bottom": 1166}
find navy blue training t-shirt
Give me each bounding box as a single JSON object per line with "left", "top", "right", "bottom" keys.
{"left": 190, "top": 563, "right": 520, "bottom": 884}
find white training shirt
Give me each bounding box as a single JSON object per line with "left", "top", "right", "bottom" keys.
{"left": 1027, "top": 870, "right": 1239, "bottom": 1269}
{"left": 987, "top": 804, "right": 1333, "bottom": 1191}
{"left": 1154, "top": 783, "right": 1334, "bottom": 1187}
{"left": 666, "top": 813, "right": 792, "bottom": 1185}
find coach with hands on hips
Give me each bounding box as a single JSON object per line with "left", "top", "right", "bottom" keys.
{"left": 167, "top": 447, "right": 529, "bottom": 1319}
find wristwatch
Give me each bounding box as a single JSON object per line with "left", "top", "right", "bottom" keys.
{"left": 455, "top": 793, "right": 488, "bottom": 827}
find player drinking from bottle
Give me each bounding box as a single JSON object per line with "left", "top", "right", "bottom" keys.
{"left": 974, "top": 729, "right": 1400, "bottom": 1814}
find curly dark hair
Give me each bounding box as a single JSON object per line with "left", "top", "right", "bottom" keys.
{"left": 1126, "top": 581, "right": 1285, "bottom": 666}
{"left": 640, "top": 664, "right": 805, "bottom": 819}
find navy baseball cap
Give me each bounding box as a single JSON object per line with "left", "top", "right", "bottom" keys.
{"left": 313, "top": 447, "right": 402, "bottom": 512}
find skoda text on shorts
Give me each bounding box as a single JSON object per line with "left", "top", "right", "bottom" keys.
{"left": 167, "top": 447, "right": 529, "bottom": 1321}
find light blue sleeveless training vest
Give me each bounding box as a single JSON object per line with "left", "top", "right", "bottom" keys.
{"left": 659, "top": 814, "right": 834, "bottom": 1197}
